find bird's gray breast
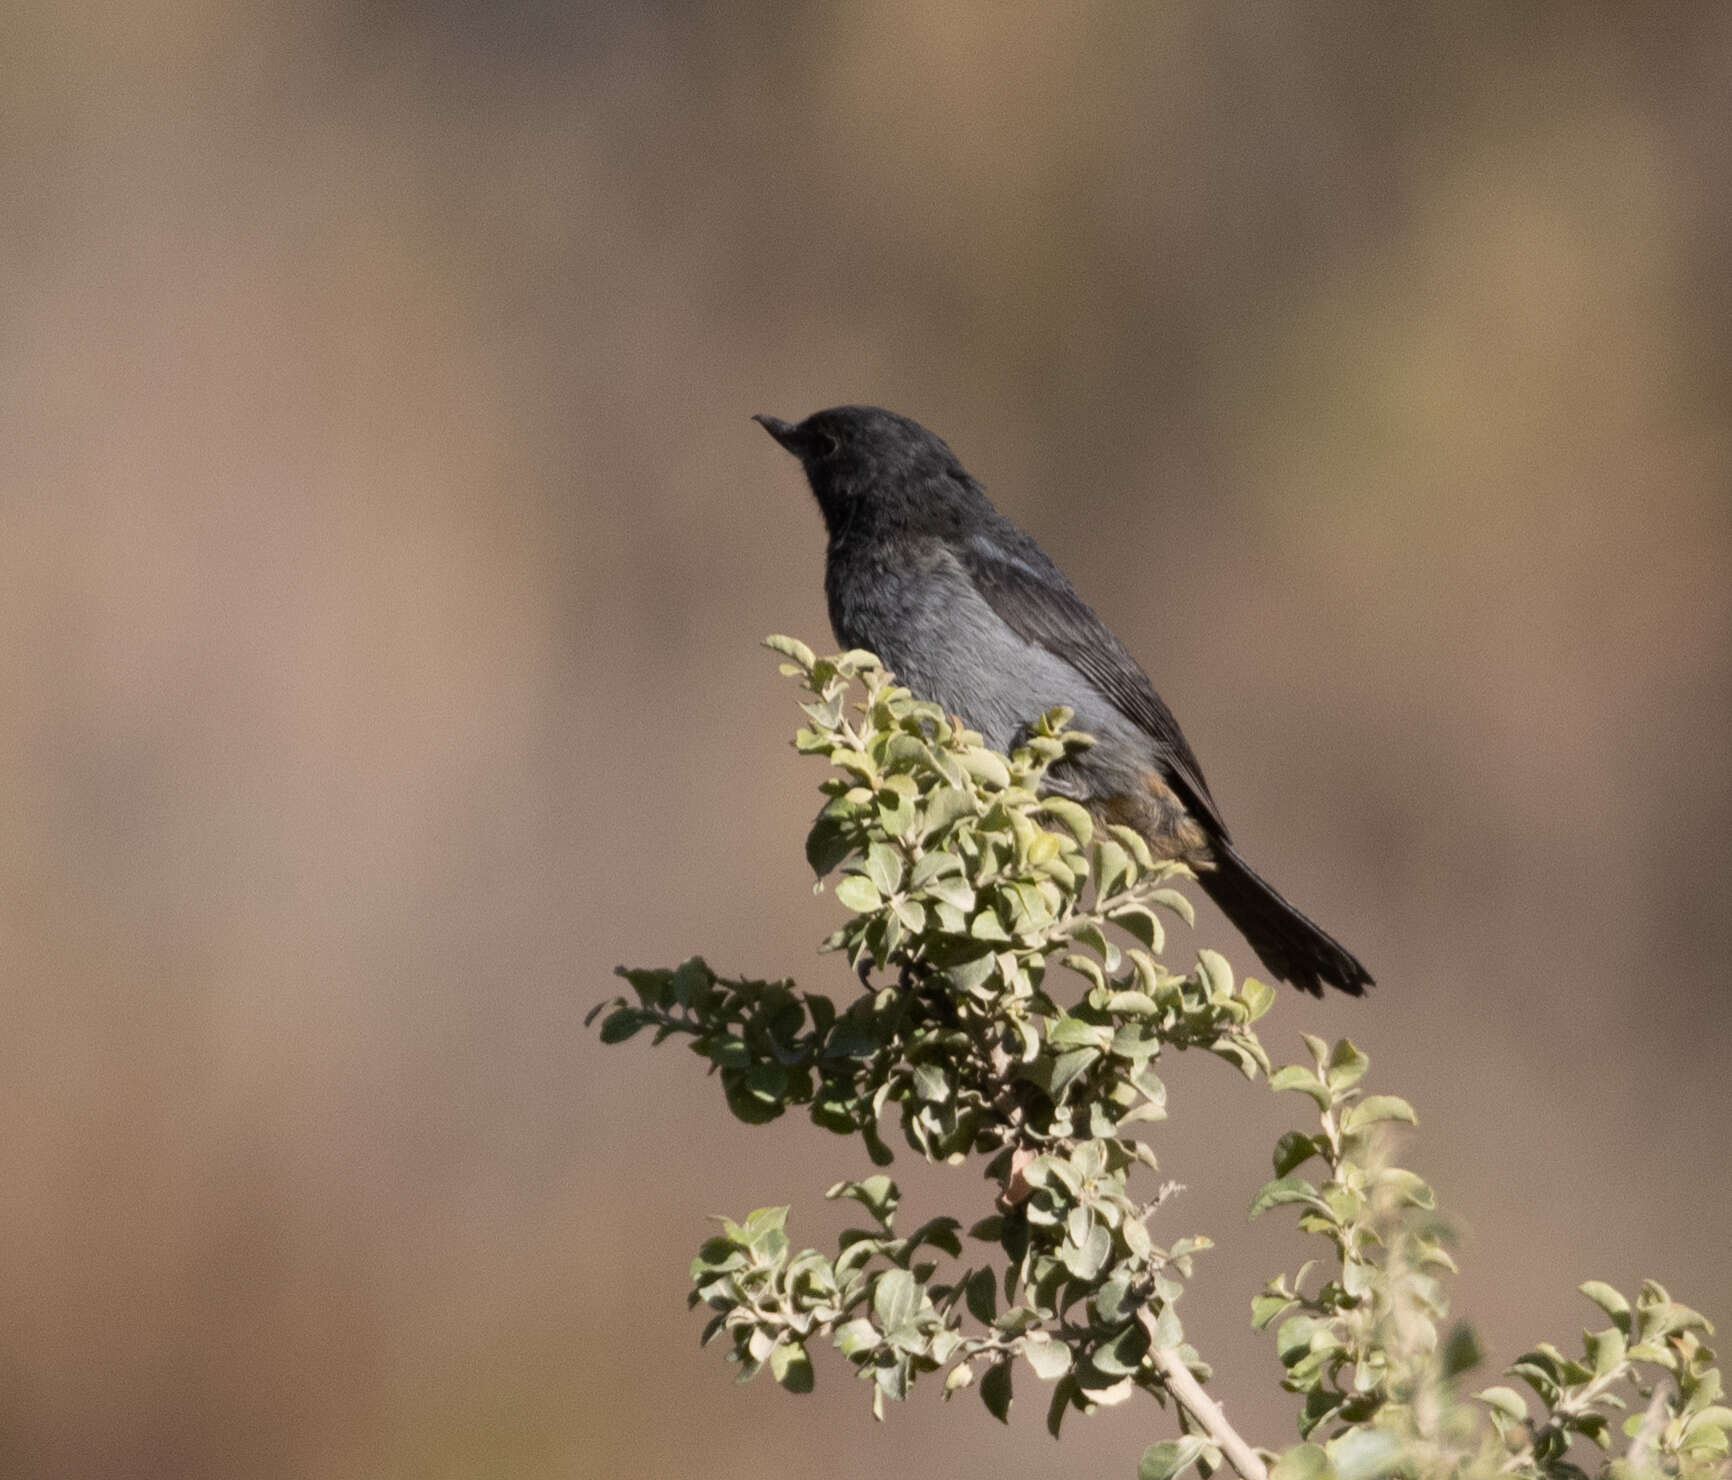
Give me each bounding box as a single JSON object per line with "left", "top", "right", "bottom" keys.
{"left": 827, "top": 541, "right": 1153, "bottom": 791}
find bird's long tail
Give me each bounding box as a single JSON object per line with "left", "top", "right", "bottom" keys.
{"left": 1198, "top": 840, "right": 1373, "bottom": 997}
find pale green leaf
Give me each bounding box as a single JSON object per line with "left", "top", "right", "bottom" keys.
{"left": 834, "top": 875, "right": 882, "bottom": 912}
{"left": 1139, "top": 1436, "right": 1209, "bottom": 1480}
{"left": 1342, "top": 1095, "right": 1418, "bottom": 1134}
{"left": 1022, "top": 1336, "right": 1073, "bottom": 1380}
{"left": 1249, "top": 1175, "right": 1323, "bottom": 1220}
{"left": 770, "top": 1341, "right": 814, "bottom": 1393}
{"left": 1580, "top": 1280, "right": 1632, "bottom": 1334}
{"left": 764, "top": 634, "right": 816, "bottom": 670}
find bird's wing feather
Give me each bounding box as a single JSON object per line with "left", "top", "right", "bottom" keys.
{"left": 951, "top": 527, "right": 1228, "bottom": 837}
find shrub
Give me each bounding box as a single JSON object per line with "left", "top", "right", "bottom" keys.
{"left": 591, "top": 639, "right": 1728, "bottom": 1480}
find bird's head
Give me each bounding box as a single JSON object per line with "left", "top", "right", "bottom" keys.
{"left": 754, "top": 405, "right": 972, "bottom": 530}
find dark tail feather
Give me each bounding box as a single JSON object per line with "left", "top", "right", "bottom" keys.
{"left": 1198, "top": 841, "right": 1373, "bottom": 997}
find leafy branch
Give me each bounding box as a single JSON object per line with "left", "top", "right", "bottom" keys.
{"left": 1250, "top": 1039, "right": 1727, "bottom": 1480}
{"left": 591, "top": 638, "right": 1728, "bottom": 1480}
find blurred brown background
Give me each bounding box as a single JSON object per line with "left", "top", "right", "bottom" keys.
{"left": 2, "top": 4, "right": 1728, "bottom": 1477}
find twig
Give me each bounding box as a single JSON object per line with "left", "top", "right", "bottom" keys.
{"left": 1141, "top": 1317, "right": 1269, "bottom": 1480}
{"left": 1625, "top": 1383, "right": 1671, "bottom": 1477}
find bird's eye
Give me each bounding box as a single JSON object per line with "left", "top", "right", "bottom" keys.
{"left": 809, "top": 431, "right": 839, "bottom": 460}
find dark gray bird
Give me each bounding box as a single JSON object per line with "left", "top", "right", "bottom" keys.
{"left": 755, "top": 404, "right": 1372, "bottom": 997}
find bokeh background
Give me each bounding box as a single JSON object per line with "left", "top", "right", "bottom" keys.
{"left": 3, "top": 4, "right": 1728, "bottom": 1477}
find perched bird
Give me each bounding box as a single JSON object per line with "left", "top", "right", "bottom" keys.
{"left": 755, "top": 404, "right": 1373, "bottom": 997}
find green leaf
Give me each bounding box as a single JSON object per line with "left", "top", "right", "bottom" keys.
{"left": 598, "top": 1008, "right": 647, "bottom": 1044}
{"left": 805, "top": 818, "right": 855, "bottom": 877}
{"left": 1325, "top": 1038, "right": 1369, "bottom": 1090}
{"left": 1049, "top": 1016, "right": 1107, "bottom": 1049}
{"left": 830, "top": 747, "right": 875, "bottom": 781}
{"left": 1683, "top": 1410, "right": 1732, "bottom": 1450}
{"left": 1023, "top": 1336, "right": 1073, "bottom": 1380}
{"left": 1341, "top": 1095, "right": 1417, "bottom": 1134}
{"left": 1268, "top": 1444, "right": 1330, "bottom": 1480}
{"left": 1580, "top": 1280, "right": 1633, "bottom": 1334}
{"left": 745, "top": 1062, "right": 787, "bottom": 1103}
{"left": 1085, "top": 1322, "right": 1148, "bottom": 1379}
{"left": 725, "top": 1071, "right": 786, "bottom": 1124}
{"left": 1273, "top": 1131, "right": 1320, "bottom": 1176}
{"left": 764, "top": 634, "right": 816, "bottom": 670}
{"left": 1063, "top": 952, "right": 1107, "bottom": 990}
{"left": 1269, "top": 1066, "right": 1331, "bottom": 1109}
{"left": 1440, "top": 1322, "right": 1483, "bottom": 1377}
{"left": 1066, "top": 918, "right": 1111, "bottom": 960}
{"left": 743, "top": 1203, "right": 788, "bottom": 1235}
{"left": 1060, "top": 1224, "right": 1112, "bottom": 1280}
{"left": 1253, "top": 1293, "right": 1298, "bottom": 1330}
{"left": 1088, "top": 1275, "right": 1132, "bottom": 1328}
{"left": 1139, "top": 1436, "right": 1209, "bottom": 1480}
{"left": 1025, "top": 831, "right": 1064, "bottom": 867}
{"left": 1240, "top": 976, "right": 1276, "bottom": 1021}
{"left": 834, "top": 1318, "right": 879, "bottom": 1357}
{"left": 1149, "top": 887, "right": 1195, "bottom": 926}
{"left": 980, "top": 1361, "right": 1013, "bottom": 1422}
{"left": 703, "top": 1036, "right": 751, "bottom": 1069}
{"left": 1587, "top": 1325, "right": 1626, "bottom": 1377}
{"left": 1111, "top": 904, "right": 1165, "bottom": 952}
{"left": 1108, "top": 825, "right": 1153, "bottom": 869}
{"left": 1197, "top": 948, "right": 1234, "bottom": 1000}
{"left": 1377, "top": 1168, "right": 1435, "bottom": 1210}
{"left": 1476, "top": 1385, "right": 1529, "bottom": 1421}
{"left": 924, "top": 875, "right": 977, "bottom": 913}
{"left": 1249, "top": 1175, "right": 1322, "bottom": 1220}
{"left": 1509, "top": 1358, "right": 1561, "bottom": 1404}
{"left": 770, "top": 1341, "right": 815, "bottom": 1393}
{"left": 920, "top": 786, "right": 976, "bottom": 838}
{"left": 1324, "top": 1428, "right": 1402, "bottom": 1480}
{"left": 1066, "top": 1203, "right": 1092, "bottom": 1247}
{"left": 877, "top": 789, "right": 917, "bottom": 838}
{"left": 960, "top": 748, "right": 1012, "bottom": 790}
{"left": 827, "top": 1175, "right": 898, "bottom": 1224}
{"left": 893, "top": 886, "right": 935, "bottom": 934}
{"left": 873, "top": 1269, "right": 920, "bottom": 1332}
{"left": 691, "top": 1236, "right": 745, "bottom": 1276}
{"left": 1342, "top": 1257, "right": 1373, "bottom": 1299}
{"left": 668, "top": 957, "right": 710, "bottom": 1006}
{"left": 1096, "top": 838, "right": 1132, "bottom": 898}
{"left": 825, "top": 1016, "right": 881, "bottom": 1060}
{"left": 869, "top": 1374, "right": 891, "bottom": 1417}
{"left": 911, "top": 1062, "right": 950, "bottom": 1103}
{"left": 864, "top": 842, "right": 904, "bottom": 896}
{"left": 1045, "top": 1048, "right": 1099, "bottom": 1100}
{"left": 970, "top": 909, "right": 1011, "bottom": 942}
{"left": 908, "top": 848, "right": 960, "bottom": 884}
{"left": 943, "top": 949, "right": 996, "bottom": 993}
{"left": 1036, "top": 797, "right": 1094, "bottom": 846}
{"left": 834, "top": 875, "right": 882, "bottom": 913}
{"left": 906, "top": 1215, "right": 962, "bottom": 1257}
{"left": 965, "top": 1267, "right": 998, "bottom": 1324}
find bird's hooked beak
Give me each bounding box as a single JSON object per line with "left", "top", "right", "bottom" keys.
{"left": 753, "top": 413, "right": 814, "bottom": 456}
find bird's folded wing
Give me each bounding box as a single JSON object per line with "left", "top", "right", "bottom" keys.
{"left": 951, "top": 529, "right": 1228, "bottom": 839}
